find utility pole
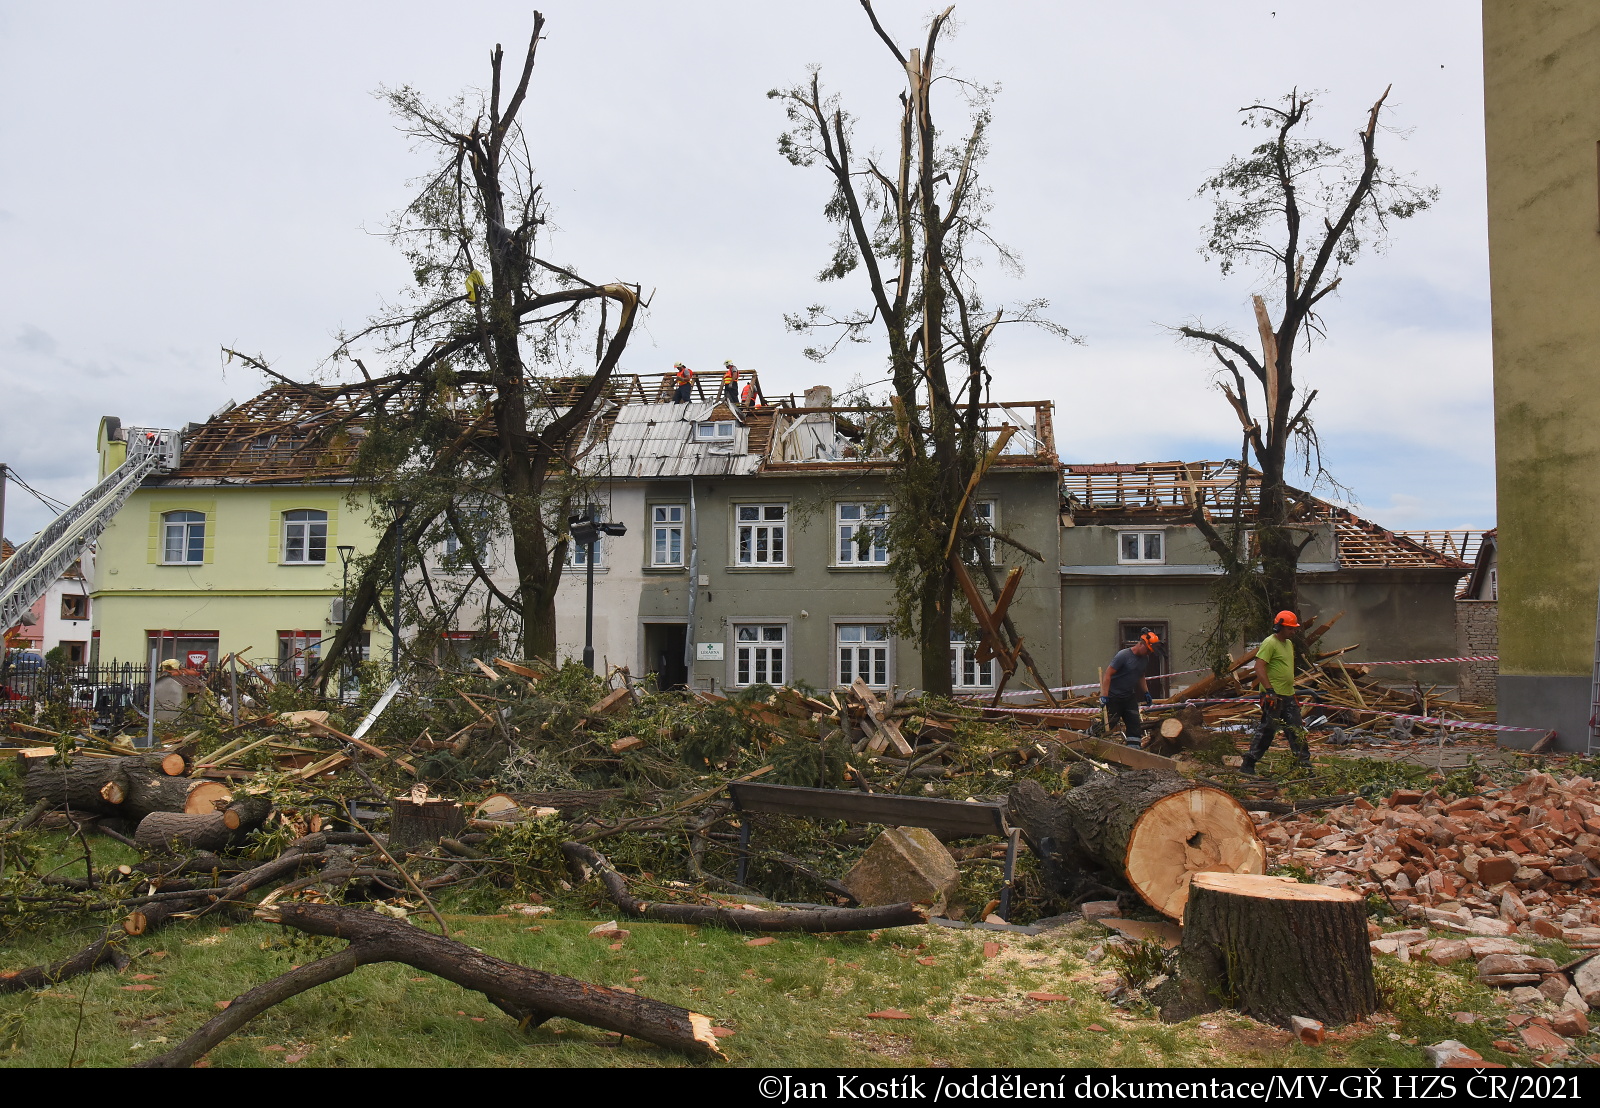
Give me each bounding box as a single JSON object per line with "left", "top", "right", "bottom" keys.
{"left": 388, "top": 501, "right": 409, "bottom": 675}
{"left": 569, "top": 506, "right": 626, "bottom": 673}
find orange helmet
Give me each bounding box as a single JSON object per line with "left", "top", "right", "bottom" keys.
{"left": 1274, "top": 610, "right": 1300, "bottom": 629}
{"left": 1139, "top": 631, "right": 1161, "bottom": 648}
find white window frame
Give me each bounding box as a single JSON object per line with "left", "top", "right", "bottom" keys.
{"left": 950, "top": 634, "right": 996, "bottom": 690}
{"left": 443, "top": 508, "right": 496, "bottom": 572}
{"left": 837, "top": 623, "right": 891, "bottom": 689}
{"left": 161, "top": 510, "right": 206, "bottom": 565}
{"left": 836, "top": 502, "right": 889, "bottom": 566}
{"left": 282, "top": 509, "right": 328, "bottom": 564}
{"left": 1116, "top": 529, "right": 1165, "bottom": 565}
{"left": 971, "top": 500, "right": 997, "bottom": 562}
{"left": 695, "top": 420, "right": 737, "bottom": 442}
{"left": 569, "top": 536, "right": 604, "bottom": 568}
{"left": 652, "top": 504, "right": 686, "bottom": 567}
{"left": 735, "top": 504, "right": 788, "bottom": 566}
{"left": 733, "top": 624, "right": 786, "bottom": 687}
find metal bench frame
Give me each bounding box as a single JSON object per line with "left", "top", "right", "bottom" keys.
{"left": 727, "top": 782, "right": 1022, "bottom": 919}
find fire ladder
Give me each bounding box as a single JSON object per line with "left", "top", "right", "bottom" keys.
{"left": 0, "top": 428, "right": 180, "bottom": 633}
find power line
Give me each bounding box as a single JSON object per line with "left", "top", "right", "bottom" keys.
{"left": 1, "top": 469, "right": 71, "bottom": 515}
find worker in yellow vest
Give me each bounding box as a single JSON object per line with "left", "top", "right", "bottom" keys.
{"left": 721, "top": 361, "right": 740, "bottom": 407}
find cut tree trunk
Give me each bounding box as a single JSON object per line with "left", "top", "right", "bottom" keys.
{"left": 25, "top": 754, "right": 231, "bottom": 821}
{"left": 1146, "top": 705, "right": 1211, "bottom": 758}
{"left": 1009, "top": 769, "right": 1264, "bottom": 919}
{"left": 134, "top": 796, "right": 273, "bottom": 853}
{"left": 1063, "top": 770, "right": 1263, "bottom": 920}
{"left": 137, "top": 901, "right": 726, "bottom": 1067}
{"left": 389, "top": 794, "right": 466, "bottom": 851}
{"left": 563, "top": 842, "right": 926, "bottom": 932}
{"left": 1159, "top": 872, "right": 1377, "bottom": 1028}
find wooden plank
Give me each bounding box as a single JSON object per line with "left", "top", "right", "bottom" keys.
{"left": 1061, "top": 736, "right": 1181, "bottom": 773}
{"left": 1162, "top": 647, "right": 1259, "bottom": 703}
{"left": 728, "top": 782, "right": 1007, "bottom": 837}
{"left": 306, "top": 720, "right": 418, "bottom": 775}
{"left": 470, "top": 658, "right": 500, "bottom": 681}
{"left": 989, "top": 566, "right": 1024, "bottom": 627}
{"left": 493, "top": 657, "right": 542, "bottom": 681}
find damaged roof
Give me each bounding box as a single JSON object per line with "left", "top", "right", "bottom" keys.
{"left": 1061, "top": 460, "right": 1470, "bottom": 571}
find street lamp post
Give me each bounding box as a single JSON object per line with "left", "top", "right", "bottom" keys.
{"left": 386, "top": 501, "right": 410, "bottom": 675}
{"left": 336, "top": 545, "right": 355, "bottom": 697}
{"left": 568, "top": 507, "right": 626, "bottom": 673}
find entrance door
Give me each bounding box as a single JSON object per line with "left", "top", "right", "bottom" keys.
{"left": 642, "top": 623, "right": 689, "bottom": 691}
{"left": 1117, "top": 620, "right": 1169, "bottom": 698}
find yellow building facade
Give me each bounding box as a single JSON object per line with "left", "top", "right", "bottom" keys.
{"left": 89, "top": 405, "right": 388, "bottom": 672}
{"left": 1484, "top": 1, "right": 1600, "bottom": 748}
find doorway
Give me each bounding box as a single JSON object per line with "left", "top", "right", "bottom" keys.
{"left": 1117, "top": 620, "right": 1170, "bottom": 698}
{"left": 643, "top": 623, "right": 689, "bottom": 691}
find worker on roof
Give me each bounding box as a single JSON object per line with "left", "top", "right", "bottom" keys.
{"left": 671, "top": 363, "right": 693, "bottom": 403}
{"left": 1099, "top": 630, "right": 1160, "bottom": 748}
{"left": 740, "top": 377, "right": 760, "bottom": 408}
{"left": 721, "top": 361, "right": 740, "bottom": 408}
{"left": 1243, "top": 610, "right": 1311, "bottom": 775}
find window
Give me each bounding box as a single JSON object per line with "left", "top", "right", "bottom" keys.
{"left": 734, "top": 624, "right": 786, "bottom": 686}
{"left": 950, "top": 634, "right": 995, "bottom": 690}
{"left": 60, "top": 594, "right": 89, "bottom": 621}
{"left": 146, "top": 631, "right": 220, "bottom": 665}
{"left": 695, "top": 421, "right": 736, "bottom": 442}
{"left": 443, "top": 508, "right": 495, "bottom": 571}
{"left": 1118, "top": 530, "right": 1164, "bottom": 564}
{"left": 837, "top": 502, "right": 889, "bottom": 565}
{"left": 58, "top": 640, "right": 87, "bottom": 664}
{"left": 736, "top": 504, "right": 787, "bottom": 565}
{"left": 970, "top": 501, "right": 997, "bottom": 562}
{"left": 277, "top": 631, "right": 321, "bottom": 678}
{"left": 651, "top": 505, "right": 685, "bottom": 566}
{"left": 161, "top": 510, "right": 206, "bottom": 564}
{"left": 569, "top": 536, "right": 604, "bottom": 567}
{"left": 838, "top": 624, "right": 890, "bottom": 688}
{"left": 282, "top": 509, "right": 328, "bottom": 564}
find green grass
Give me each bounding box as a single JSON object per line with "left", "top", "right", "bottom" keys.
{"left": 2, "top": 908, "right": 1547, "bottom": 1068}
{"left": 0, "top": 912, "right": 1290, "bottom": 1069}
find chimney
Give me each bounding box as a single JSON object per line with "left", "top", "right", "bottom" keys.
{"left": 804, "top": 385, "right": 834, "bottom": 408}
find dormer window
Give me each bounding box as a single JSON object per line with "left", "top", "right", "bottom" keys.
{"left": 695, "top": 421, "right": 736, "bottom": 442}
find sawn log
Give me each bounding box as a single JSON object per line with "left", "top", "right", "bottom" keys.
{"left": 562, "top": 842, "right": 926, "bottom": 932}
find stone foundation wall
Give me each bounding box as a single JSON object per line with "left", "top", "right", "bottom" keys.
{"left": 1456, "top": 599, "right": 1498, "bottom": 704}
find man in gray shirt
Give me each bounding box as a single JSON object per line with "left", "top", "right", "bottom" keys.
{"left": 1099, "top": 631, "right": 1160, "bottom": 747}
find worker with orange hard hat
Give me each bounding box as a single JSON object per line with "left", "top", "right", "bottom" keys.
{"left": 1099, "top": 629, "right": 1162, "bottom": 748}
{"left": 1243, "top": 610, "right": 1311, "bottom": 774}
{"left": 721, "top": 361, "right": 741, "bottom": 408}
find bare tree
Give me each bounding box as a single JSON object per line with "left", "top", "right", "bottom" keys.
{"left": 1177, "top": 89, "right": 1434, "bottom": 661}
{"left": 252, "top": 13, "right": 642, "bottom": 682}
{"left": 770, "top": 2, "right": 1069, "bottom": 696}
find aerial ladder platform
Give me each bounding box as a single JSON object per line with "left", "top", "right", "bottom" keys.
{"left": 0, "top": 428, "right": 180, "bottom": 634}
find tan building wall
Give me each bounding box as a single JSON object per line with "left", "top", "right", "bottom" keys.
{"left": 1483, "top": 1, "right": 1600, "bottom": 747}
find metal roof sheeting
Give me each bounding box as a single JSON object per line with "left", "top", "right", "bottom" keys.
{"left": 577, "top": 403, "right": 763, "bottom": 479}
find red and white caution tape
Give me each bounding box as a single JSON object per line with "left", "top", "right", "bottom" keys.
{"left": 978, "top": 697, "right": 1547, "bottom": 734}
{"left": 1359, "top": 655, "right": 1498, "bottom": 667}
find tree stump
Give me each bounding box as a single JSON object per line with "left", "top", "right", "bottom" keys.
{"left": 390, "top": 790, "right": 465, "bottom": 851}
{"left": 1161, "top": 872, "right": 1377, "bottom": 1028}
{"left": 1060, "top": 769, "right": 1264, "bottom": 919}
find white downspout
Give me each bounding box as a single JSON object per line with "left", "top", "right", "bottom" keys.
{"left": 683, "top": 476, "right": 699, "bottom": 686}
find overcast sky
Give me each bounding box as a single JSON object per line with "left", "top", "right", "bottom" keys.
{"left": 0, "top": 1, "right": 1491, "bottom": 545}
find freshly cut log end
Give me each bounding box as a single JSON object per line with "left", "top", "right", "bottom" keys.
{"left": 100, "top": 778, "right": 129, "bottom": 805}
{"left": 160, "top": 752, "right": 188, "bottom": 777}
{"left": 124, "top": 911, "right": 149, "bottom": 936}
{"left": 184, "top": 781, "right": 234, "bottom": 815}
{"left": 1056, "top": 769, "right": 1264, "bottom": 920}
{"left": 1129, "top": 787, "right": 1264, "bottom": 920}
{"left": 473, "top": 793, "right": 519, "bottom": 818}
{"left": 1165, "top": 872, "right": 1377, "bottom": 1029}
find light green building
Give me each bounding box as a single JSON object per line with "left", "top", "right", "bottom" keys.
{"left": 89, "top": 388, "right": 385, "bottom": 672}
{"left": 1483, "top": 0, "right": 1600, "bottom": 748}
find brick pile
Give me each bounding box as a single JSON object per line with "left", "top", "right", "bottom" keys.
{"left": 1253, "top": 770, "right": 1600, "bottom": 1056}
